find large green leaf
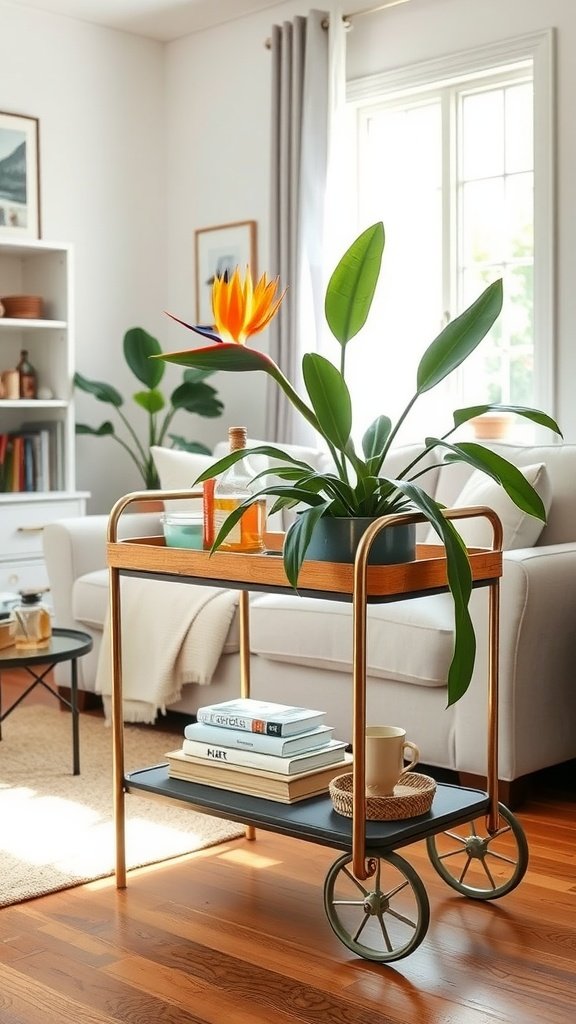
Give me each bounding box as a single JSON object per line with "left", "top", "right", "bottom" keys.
{"left": 362, "top": 415, "right": 393, "bottom": 475}
{"left": 309, "top": 473, "right": 356, "bottom": 513}
{"left": 171, "top": 381, "right": 224, "bottom": 417}
{"left": 183, "top": 367, "right": 217, "bottom": 384}
{"left": 123, "top": 327, "right": 164, "bottom": 389}
{"left": 353, "top": 475, "right": 381, "bottom": 512}
{"left": 392, "top": 481, "right": 476, "bottom": 705}
{"left": 417, "top": 280, "right": 503, "bottom": 394}
{"left": 302, "top": 353, "right": 352, "bottom": 449}
{"left": 352, "top": 476, "right": 410, "bottom": 516}
{"left": 452, "top": 403, "right": 562, "bottom": 436}
{"left": 432, "top": 440, "right": 547, "bottom": 520}
{"left": 74, "top": 372, "right": 123, "bottom": 407}
{"left": 324, "top": 222, "right": 385, "bottom": 346}
{"left": 362, "top": 415, "right": 392, "bottom": 462}
{"left": 192, "top": 444, "right": 317, "bottom": 484}
{"left": 133, "top": 388, "right": 165, "bottom": 414}
{"left": 160, "top": 343, "right": 281, "bottom": 373}
{"left": 159, "top": 343, "right": 321, "bottom": 436}
{"left": 283, "top": 503, "right": 332, "bottom": 589}
{"left": 75, "top": 421, "right": 115, "bottom": 436}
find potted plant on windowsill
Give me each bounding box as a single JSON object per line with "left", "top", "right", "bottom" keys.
{"left": 156, "top": 222, "right": 561, "bottom": 705}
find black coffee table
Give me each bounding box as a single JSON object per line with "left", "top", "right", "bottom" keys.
{"left": 0, "top": 628, "right": 93, "bottom": 775}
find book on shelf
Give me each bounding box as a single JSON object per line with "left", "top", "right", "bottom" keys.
{"left": 195, "top": 697, "right": 326, "bottom": 736}
{"left": 0, "top": 422, "right": 64, "bottom": 493}
{"left": 165, "top": 748, "right": 353, "bottom": 803}
{"left": 183, "top": 720, "right": 334, "bottom": 755}
{"left": 181, "top": 736, "right": 349, "bottom": 775}
{"left": 20, "top": 419, "right": 65, "bottom": 490}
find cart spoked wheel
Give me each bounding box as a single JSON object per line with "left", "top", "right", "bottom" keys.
{"left": 323, "top": 849, "right": 430, "bottom": 962}
{"left": 426, "top": 803, "right": 528, "bottom": 900}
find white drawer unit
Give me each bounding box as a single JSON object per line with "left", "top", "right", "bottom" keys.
{"left": 0, "top": 497, "right": 84, "bottom": 558}
{"left": 0, "top": 493, "right": 88, "bottom": 598}
{"left": 0, "top": 558, "right": 50, "bottom": 596}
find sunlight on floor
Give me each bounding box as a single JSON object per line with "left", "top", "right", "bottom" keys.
{"left": 219, "top": 848, "right": 281, "bottom": 869}
{"left": 1, "top": 788, "right": 102, "bottom": 865}
{"left": 0, "top": 785, "right": 229, "bottom": 876}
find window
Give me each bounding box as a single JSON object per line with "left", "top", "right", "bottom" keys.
{"left": 345, "top": 32, "right": 554, "bottom": 446}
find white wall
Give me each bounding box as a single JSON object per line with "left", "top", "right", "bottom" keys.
{"left": 163, "top": 0, "right": 316, "bottom": 452}
{"left": 1, "top": 0, "right": 574, "bottom": 515}
{"left": 163, "top": 0, "right": 576, "bottom": 445}
{"left": 0, "top": 3, "right": 166, "bottom": 511}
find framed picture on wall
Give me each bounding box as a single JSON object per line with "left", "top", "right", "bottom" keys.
{"left": 0, "top": 111, "right": 41, "bottom": 240}
{"left": 195, "top": 220, "right": 257, "bottom": 323}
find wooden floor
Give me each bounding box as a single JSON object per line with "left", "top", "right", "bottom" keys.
{"left": 1, "top": 671, "right": 575, "bottom": 1023}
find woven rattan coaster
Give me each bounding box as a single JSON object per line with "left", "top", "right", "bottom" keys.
{"left": 329, "top": 771, "right": 437, "bottom": 820}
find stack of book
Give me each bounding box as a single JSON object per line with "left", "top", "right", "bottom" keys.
{"left": 0, "top": 421, "right": 64, "bottom": 493}
{"left": 165, "top": 698, "right": 351, "bottom": 803}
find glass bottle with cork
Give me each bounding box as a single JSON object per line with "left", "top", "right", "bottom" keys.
{"left": 17, "top": 350, "right": 37, "bottom": 399}
{"left": 210, "top": 426, "right": 266, "bottom": 553}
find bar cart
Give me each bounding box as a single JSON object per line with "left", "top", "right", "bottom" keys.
{"left": 106, "top": 491, "right": 528, "bottom": 964}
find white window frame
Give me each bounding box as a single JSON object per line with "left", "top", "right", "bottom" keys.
{"left": 346, "top": 30, "right": 556, "bottom": 425}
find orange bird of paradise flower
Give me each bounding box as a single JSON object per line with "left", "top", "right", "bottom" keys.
{"left": 212, "top": 267, "right": 285, "bottom": 344}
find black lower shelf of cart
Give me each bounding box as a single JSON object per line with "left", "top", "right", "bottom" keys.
{"left": 126, "top": 765, "right": 490, "bottom": 853}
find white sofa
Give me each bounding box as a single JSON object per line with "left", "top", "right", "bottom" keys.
{"left": 43, "top": 440, "right": 576, "bottom": 799}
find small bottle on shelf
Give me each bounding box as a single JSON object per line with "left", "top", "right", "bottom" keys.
{"left": 13, "top": 590, "right": 52, "bottom": 650}
{"left": 212, "top": 426, "right": 266, "bottom": 553}
{"left": 17, "top": 350, "right": 37, "bottom": 399}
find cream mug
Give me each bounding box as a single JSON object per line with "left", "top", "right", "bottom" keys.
{"left": 365, "top": 726, "right": 420, "bottom": 797}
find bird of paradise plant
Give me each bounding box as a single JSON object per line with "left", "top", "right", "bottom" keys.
{"left": 157, "top": 223, "right": 561, "bottom": 705}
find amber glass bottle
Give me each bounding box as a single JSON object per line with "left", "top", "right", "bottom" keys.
{"left": 212, "top": 426, "right": 265, "bottom": 553}
{"left": 17, "top": 350, "right": 37, "bottom": 399}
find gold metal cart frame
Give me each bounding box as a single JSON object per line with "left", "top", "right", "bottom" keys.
{"left": 105, "top": 492, "right": 527, "bottom": 963}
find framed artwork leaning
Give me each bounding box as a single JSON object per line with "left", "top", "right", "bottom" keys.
{"left": 0, "top": 111, "right": 41, "bottom": 240}
{"left": 195, "top": 220, "right": 257, "bottom": 323}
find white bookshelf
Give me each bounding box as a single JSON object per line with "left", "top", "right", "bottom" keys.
{"left": 0, "top": 239, "right": 88, "bottom": 595}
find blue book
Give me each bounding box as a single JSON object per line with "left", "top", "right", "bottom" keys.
{"left": 183, "top": 721, "right": 334, "bottom": 756}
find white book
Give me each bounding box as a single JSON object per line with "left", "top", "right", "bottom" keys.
{"left": 181, "top": 737, "right": 348, "bottom": 774}
{"left": 196, "top": 697, "right": 325, "bottom": 737}
{"left": 183, "top": 720, "right": 334, "bottom": 755}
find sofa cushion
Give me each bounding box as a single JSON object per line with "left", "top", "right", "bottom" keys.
{"left": 425, "top": 462, "right": 551, "bottom": 549}
{"left": 486, "top": 443, "right": 575, "bottom": 545}
{"left": 249, "top": 592, "right": 454, "bottom": 687}
{"left": 151, "top": 446, "right": 213, "bottom": 511}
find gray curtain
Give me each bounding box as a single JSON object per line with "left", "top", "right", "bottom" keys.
{"left": 266, "top": 10, "right": 330, "bottom": 445}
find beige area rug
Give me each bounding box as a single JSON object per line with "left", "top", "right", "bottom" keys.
{"left": 0, "top": 706, "right": 244, "bottom": 907}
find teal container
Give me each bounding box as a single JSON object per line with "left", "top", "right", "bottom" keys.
{"left": 305, "top": 516, "right": 416, "bottom": 565}
{"left": 161, "top": 511, "right": 204, "bottom": 550}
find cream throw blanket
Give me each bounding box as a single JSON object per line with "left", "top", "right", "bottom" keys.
{"left": 95, "top": 578, "right": 238, "bottom": 724}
